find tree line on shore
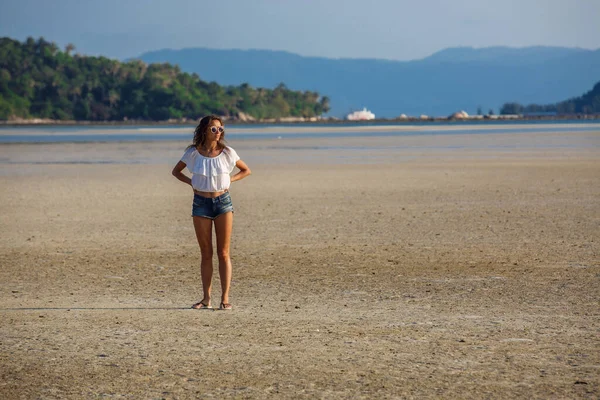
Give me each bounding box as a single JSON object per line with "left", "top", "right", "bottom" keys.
{"left": 0, "top": 37, "right": 330, "bottom": 121}
{"left": 500, "top": 81, "right": 600, "bottom": 115}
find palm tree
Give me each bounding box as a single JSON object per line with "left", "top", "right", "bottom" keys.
{"left": 65, "top": 43, "right": 75, "bottom": 56}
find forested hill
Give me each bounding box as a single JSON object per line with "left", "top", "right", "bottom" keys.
{"left": 0, "top": 37, "right": 330, "bottom": 121}
{"left": 500, "top": 81, "right": 600, "bottom": 115}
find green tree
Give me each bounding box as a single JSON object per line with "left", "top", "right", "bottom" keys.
{"left": 0, "top": 36, "right": 333, "bottom": 121}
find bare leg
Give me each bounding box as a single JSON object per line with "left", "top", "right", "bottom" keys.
{"left": 214, "top": 211, "right": 233, "bottom": 307}
{"left": 193, "top": 216, "right": 213, "bottom": 306}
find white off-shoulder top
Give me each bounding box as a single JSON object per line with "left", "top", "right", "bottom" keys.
{"left": 181, "top": 146, "right": 240, "bottom": 192}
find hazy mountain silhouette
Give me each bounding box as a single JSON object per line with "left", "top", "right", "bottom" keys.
{"left": 133, "top": 46, "right": 600, "bottom": 118}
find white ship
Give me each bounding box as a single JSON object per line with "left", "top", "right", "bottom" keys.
{"left": 346, "top": 107, "right": 375, "bottom": 121}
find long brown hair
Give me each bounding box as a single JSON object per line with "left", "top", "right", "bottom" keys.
{"left": 187, "top": 115, "right": 226, "bottom": 150}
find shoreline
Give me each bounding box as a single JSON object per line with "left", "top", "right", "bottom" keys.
{"left": 1, "top": 122, "right": 599, "bottom": 138}
{"left": 2, "top": 131, "right": 598, "bottom": 167}
{"left": 1, "top": 114, "right": 600, "bottom": 127}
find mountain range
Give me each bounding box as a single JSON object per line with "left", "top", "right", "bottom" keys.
{"left": 134, "top": 46, "right": 600, "bottom": 118}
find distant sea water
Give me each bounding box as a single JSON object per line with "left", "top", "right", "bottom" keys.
{"left": 0, "top": 120, "right": 600, "bottom": 144}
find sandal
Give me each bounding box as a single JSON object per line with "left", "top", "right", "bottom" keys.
{"left": 219, "top": 302, "right": 233, "bottom": 311}
{"left": 191, "top": 301, "right": 212, "bottom": 310}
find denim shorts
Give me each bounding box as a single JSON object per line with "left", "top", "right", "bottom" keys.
{"left": 192, "top": 191, "right": 234, "bottom": 219}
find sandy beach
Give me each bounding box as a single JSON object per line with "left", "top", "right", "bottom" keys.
{"left": 1, "top": 130, "right": 599, "bottom": 398}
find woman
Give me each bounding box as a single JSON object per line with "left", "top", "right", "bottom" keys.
{"left": 172, "top": 115, "right": 251, "bottom": 310}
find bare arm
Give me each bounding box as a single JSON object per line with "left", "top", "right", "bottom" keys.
{"left": 230, "top": 159, "right": 251, "bottom": 183}
{"left": 171, "top": 160, "right": 192, "bottom": 187}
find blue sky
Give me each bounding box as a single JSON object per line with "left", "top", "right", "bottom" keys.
{"left": 1, "top": 0, "right": 598, "bottom": 61}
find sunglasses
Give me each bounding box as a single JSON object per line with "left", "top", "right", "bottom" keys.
{"left": 209, "top": 126, "right": 224, "bottom": 134}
